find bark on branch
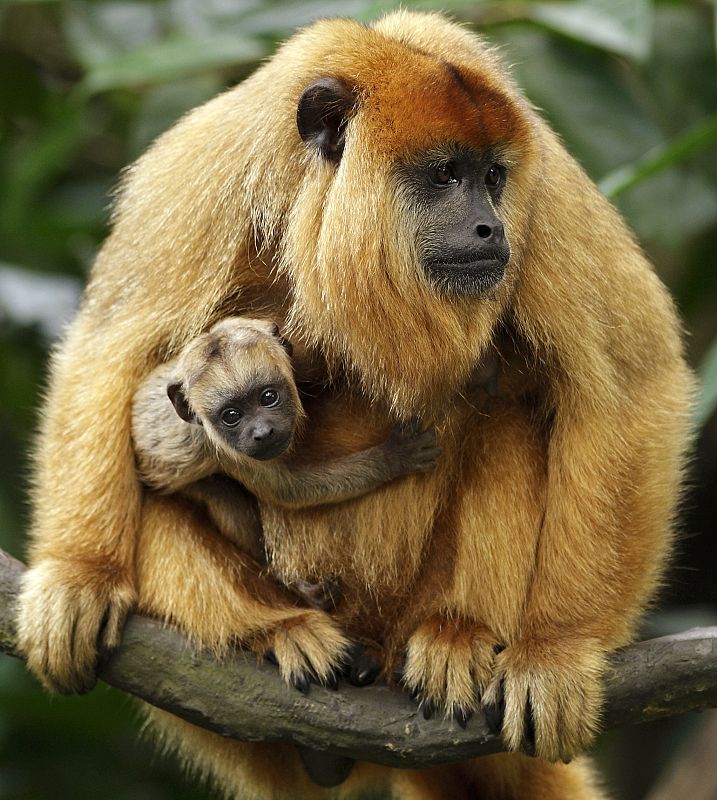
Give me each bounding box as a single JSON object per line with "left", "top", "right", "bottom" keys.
{"left": 1, "top": 548, "right": 716, "bottom": 769}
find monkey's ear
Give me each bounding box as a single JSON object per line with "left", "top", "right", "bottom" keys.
{"left": 297, "top": 78, "right": 355, "bottom": 163}
{"left": 167, "top": 382, "right": 199, "bottom": 425}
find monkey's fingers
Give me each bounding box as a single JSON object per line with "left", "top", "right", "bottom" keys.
{"left": 17, "top": 557, "right": 136, "bottom": 694}
{"left": 412, "top": 446, "right": 442, "bottom": 471}
{"left": 401, "top": 614, "right": 497, "bottom": 724}
{"left": 396, "top": 425, "right": 438, "bottom": 449}
{"left": 387, "top": 419, "right": 428, "bottom": 445}
{"left": 489, "top": 638, "right": 605, "bottom": 762}
{"left": 415, "top": 426, "right": 438, "bottom": 445}
{"left": 267, "top": 651, "right": 334, "bottom": 692}
{"left": 269, "top": 610, "right": 350, "bottom": 693}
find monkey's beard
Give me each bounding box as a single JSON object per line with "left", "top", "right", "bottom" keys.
{"left": 425, "top": 261, "right": 507, "bottom": 298}
{"left": 283, "top": 233, "right": 509, "bottom": 419}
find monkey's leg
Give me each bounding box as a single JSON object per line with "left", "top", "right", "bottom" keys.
{"left": 137, "top": 493, "right": 350, "bottom": 689}
{"left": 397, "top": 407, "right": 611, "bottom": 799}
{"left": 182, "top": 475, "right": 267, "bottom": 564}
{"left": 400, "top": 404, "right": 546, "bottom": 725}
{"left": 135, "top": 493, "right": 398, "bottom": 799}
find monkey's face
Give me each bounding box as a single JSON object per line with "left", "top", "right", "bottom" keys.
{"left": 207, "top": 378, "right": 297, "bottom": 461}
{"left": 286, "top": 33, "right": 538, "bottom": 413}
{"left": 169, "top": 319, "right": 304, "bottom": 461}
{"left": 398, "top": 147, "right": 511, "bottom": 297}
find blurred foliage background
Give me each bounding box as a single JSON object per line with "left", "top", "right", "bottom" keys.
{"left": 1, "top": 0, "right": 716, "bottom": 798}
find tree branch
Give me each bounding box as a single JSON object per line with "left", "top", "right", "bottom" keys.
{"left": 1, "top": 548, "right": 716, "bottom": 769}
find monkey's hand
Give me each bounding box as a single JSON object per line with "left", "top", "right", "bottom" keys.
{"left": 383, "top": 422, "right": 441, "bottom": 478}
{"left": 263, "top": 610, "right": 350, "bottom": 693}
{"left": 482, "top": 637, "right": 606, "bottom": 762}
{"left": 401, "top": 615, "right": 498, "bottom": 726}
{"left": 17, "top": 557, "right": 136, "bottom": 694}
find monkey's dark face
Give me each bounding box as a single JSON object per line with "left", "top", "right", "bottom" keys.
{"left": 400, "top": 148, "right": 510, "bottom": 297}
{"left": 209, "top": 380, "right": 296, "bottom": 461}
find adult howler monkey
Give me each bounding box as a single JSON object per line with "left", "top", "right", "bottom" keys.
{"left": 17, "top": 10, "right": 693, "bottom": 800}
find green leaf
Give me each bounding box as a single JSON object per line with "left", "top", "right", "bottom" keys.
{"left": 0, "top": 101, "right": 86, "bottom": 234}
{"left": 697, "top": 337, "right": 717, "bottom": 428}
{"left": 63, "top": 0, "right": 163, "bottom": 68}
{"left": 599, "top": 115, "right": 717, "bottom": 198}
{"left": 491, "top": 28, "right": 661, "bottom": 178}
{"left": 79, "top": 35, "right": 267, "bottom": 95}
{"left": 527, "top": 0, "right": 654, "bottom": 60}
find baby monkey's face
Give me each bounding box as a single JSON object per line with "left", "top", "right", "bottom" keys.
{"left": 168, "top": 317, "right": 303, "bottom": 462}
{"left": 207, "top": 375, "right": 297, "bottom": 461}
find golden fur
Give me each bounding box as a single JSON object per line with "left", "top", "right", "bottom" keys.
{"left": 18, "top": 10, "right": 693, "bottom": 799}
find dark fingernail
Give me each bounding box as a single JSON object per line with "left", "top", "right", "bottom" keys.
{"left": 392, "top": 656, "right": 406, "bottom": 684}
{"left": 265, "top": 649, "right": 278, "bottom": 666}
{"left": 350, "top": 664, "right": 379, "bottom": 687}
{"left": 292, "top": 672, "right": 311, "bottom": 694}
{"left": 325, "top": 670, "right": 339, "bottom": 690}
{"left": 483, "top": 678, "right": 506, "bottom": 735}
{"left": 454, "top": 706, "right": 472, "bottom": 728}
{"left": 422, "top": 700, "right": 436, "bottom": 720}
{"left": 523, "top": 691, "right": 536, "bottom": 757}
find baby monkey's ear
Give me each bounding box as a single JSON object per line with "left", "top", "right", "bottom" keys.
{"left": 167, "top": 381, "right": 200, "bottom": 424}
{"left": 269, "top": 322, "right": 294, "bottom": 357}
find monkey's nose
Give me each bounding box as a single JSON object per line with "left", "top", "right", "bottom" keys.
{"left": 476, "top": 221, "right": 505, "bottom": 243}
{"left": 252, "top": 424, "right": 274, "bottom": 441}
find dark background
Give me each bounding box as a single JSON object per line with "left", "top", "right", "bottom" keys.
{"left": 1, "top": 1, "right": 716, "bottom": 798}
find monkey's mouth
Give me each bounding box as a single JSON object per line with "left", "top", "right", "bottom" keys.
{"left": 425, "top": 257, "right": 507, "bottom": 296}
{"left": 245, "top": 434, "right": 293, "bottom": 461}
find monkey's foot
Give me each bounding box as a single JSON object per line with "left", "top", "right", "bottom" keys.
{"left": 402, "top": 615, "right": 497, "bottom": 726}
{"left": 266, "top": 610, "right": 350, "bottom": 693}
{"left": 482, "top": 637, "right": 606, "bottom": 762}
{"left": 17, "top": 557, "right": 136, "bottom": 694}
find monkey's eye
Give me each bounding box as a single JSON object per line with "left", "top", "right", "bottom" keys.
{"left": 259, "top": 389, "right": 280, "bottom": 407}
{"left": 221, "top": 408, "right": 242, "bottom": 427}
{"left": 431, "top": 163, "right": 457, "bottom": 186}
{"left": 485, "top": 164, "right": 504, "bottom": 191}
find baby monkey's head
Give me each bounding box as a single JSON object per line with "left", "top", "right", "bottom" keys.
{"left": 167, "top": 318, "right": 303, "bottom": 461}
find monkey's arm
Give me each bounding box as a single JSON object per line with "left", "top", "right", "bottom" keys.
{"left": 481, "top": 140, "right": 696, "bottom": 761}
{"left": 234, "top": 423, "right": 440, "bottom": 509}
{"left": 16, "top": 89, "right": 262, "bottom": 693}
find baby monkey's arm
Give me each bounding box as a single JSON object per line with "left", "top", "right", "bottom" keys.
{"left": 235, "top": 422, "right": 440, "bottom": 510}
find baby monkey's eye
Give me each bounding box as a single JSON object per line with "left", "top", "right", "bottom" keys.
{"left": 432, "top": 163, "right": 457, "bottom": 186}
{"left": 221, "top": 408, "right": 242, "bottom": 427}
{"left": 259, "top": 389, "right": 279, "bottom": 407}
